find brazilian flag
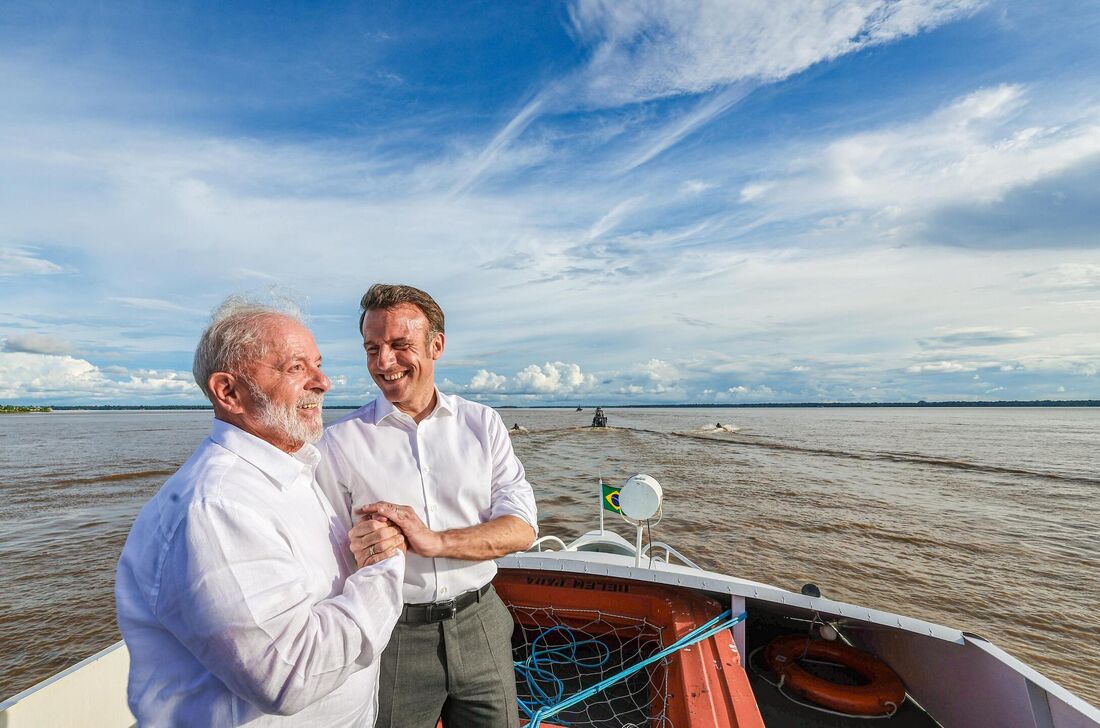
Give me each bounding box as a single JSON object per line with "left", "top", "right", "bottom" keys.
{"left": 602, "top": 482, "right": 621, "bottom": 513}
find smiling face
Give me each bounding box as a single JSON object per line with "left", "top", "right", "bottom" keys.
{"left": 236, "top": 316, "right": 331, "bottom": 452}
{"left": 362, "top": 303, "right": 444, "bottom": 419}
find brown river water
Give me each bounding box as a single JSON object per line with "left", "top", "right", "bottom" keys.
{"left": 1, "top": 407, "right": 1097, "bottom": 707}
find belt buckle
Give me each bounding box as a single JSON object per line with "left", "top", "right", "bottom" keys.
{"left": 427, "top": 599, "right": 457, "bottom": 623}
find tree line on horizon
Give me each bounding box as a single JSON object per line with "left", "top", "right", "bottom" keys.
{"left": 2, "top": 400, "right": 1097, "bottom": 411}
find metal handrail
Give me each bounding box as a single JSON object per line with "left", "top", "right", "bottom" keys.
{"left": 642, "top": 541, "right": 702, "bottom": 570}
{"left": 530, "top": 535, "right": 569, "bottom": 552}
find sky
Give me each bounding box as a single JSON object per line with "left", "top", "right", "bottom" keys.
{"left": 2, "top": 0, "right": 1099, "bottom": 405}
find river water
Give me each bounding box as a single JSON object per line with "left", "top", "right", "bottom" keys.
{"left": 0, "top": 407, "right": 1096, "bottom": 707}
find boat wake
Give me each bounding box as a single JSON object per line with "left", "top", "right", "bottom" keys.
{"left": 641, "top": 428, "right": 1100, "bottom": 486}
{"left": 696, "top": 423, "right": 740, "bottom": 433}
{"left": 54, "top": 468, "right": 179, "bottom": 486}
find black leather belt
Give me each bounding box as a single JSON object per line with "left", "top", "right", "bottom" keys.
{"left": 400, "top": 583, "right": 493, "bottom": 624}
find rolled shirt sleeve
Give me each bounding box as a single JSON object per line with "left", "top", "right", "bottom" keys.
{"left": 316, "top": 392, "right": 537, "bottom": 604}
{"left": 156, "top": 498, "right": 405, "bottom": 716}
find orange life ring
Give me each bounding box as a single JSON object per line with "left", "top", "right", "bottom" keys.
{"left": 763, "top": 635, "right": 905, "bottom": 716}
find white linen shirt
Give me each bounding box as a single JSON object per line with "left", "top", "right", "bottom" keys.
{"left": 116, "top": 419, "right": 405, "bottom": 727}
{"left": 316, "top": 390, "right": 538, "bottom": 605}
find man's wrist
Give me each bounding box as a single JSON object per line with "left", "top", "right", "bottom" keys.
{"left": 422, "top": 529, "right": 447, "bottom": 559}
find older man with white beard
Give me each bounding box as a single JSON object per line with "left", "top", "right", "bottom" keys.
{"left": 116, "top": 297, "right": 407, "bottom": 727}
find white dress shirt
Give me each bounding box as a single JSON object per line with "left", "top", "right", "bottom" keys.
{"left": 316, "top": 390, "right": 538, "bottom": 605}
{"left": 116, "top": 419, "right": 405, "bottom": 727}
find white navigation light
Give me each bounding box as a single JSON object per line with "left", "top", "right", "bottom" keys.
{"left": 620, "top": 474, "right": 663, "bottom": 520}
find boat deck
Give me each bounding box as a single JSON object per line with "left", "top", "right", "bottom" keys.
{"left": 745, "top": 610, "right": 941, "bottom": 728}
{"left": 497, "top": 569, "right": 767, "bottom": 728}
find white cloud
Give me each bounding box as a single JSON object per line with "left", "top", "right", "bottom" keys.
{"left": 0, "top": 245, "right": 63, "bottom": 276}
{"left": 451, "top": 92, "right": 550, "bottom": 193}
{"left": 740, "top": 182, "right": 776, "bottom": 202}
{"left": 681, "top": 179, "right": 715, "bottom": 195}
{"left": 1010, "top": 355, "right": 1100, "bottom": 377}
{"left": 714, "top": 384, "right": 777, "bottom": 401}
{"left": 640, "top": 358, "right": 678, "bottom": 382}
{"left": 111, "top": 297, "right": 209, "bottom": 316}
{"left": 584, "top": 196, "right": 647, "bottom": 241}
{"left": 2, "top": 333, "right": 72, "bottom": 355}
{"left": 0, "top": 352, "right": 197, "bottom": 400}
{"left": 619, "top": 86, "right": 754, "bottom": 171}
{"left": 2, "top": 17, "right": 1098, "bottom": 405}
{"left": 570, "top": 0, "right": 984, "bottom": 106}
{"left": 514, "top": 362, "right": 597, "bottom": 394}
{"left": 449, "top": 362, "right": 600, "bottom": 398}
{"left": 1026, "top": 263, "right": 1100, "bottom": 291}
{"left": 463, "top": 0, "right": 984, "bottom": 181}
{"left": 917, "top": 326, "right": 1035, "bottom": 349}
{"left": 906, "top": 360, "right": 978, "bottom": 373}
{"left": 469, "top": 369, "right": 507, "bottom": 391}
{"left": 744, "top": 85, "right": 1100, "bottom": 224}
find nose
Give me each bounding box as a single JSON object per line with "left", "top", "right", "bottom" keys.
{"left": 376, "top": 344, "right": 397, "bottom": 369}
{"left": 310, "top": 364, "right": 331, "bottom": 393}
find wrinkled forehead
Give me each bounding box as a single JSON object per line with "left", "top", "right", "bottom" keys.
{"left": 362, "top": 304, "right": 430, "bottom": 342}
{"left": 256, "top": 315, "right": 318, "bottom": 359}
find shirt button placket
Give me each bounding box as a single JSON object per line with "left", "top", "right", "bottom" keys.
{"left": 416, "top": 425, "right": 441, "bottom": 600}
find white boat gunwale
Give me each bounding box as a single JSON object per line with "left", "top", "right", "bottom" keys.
{"left": 4, "top": 529, "right": 1098, "bottom": 727}
{"left": 504, "top": 531, "right": 1100, "bottom": 728}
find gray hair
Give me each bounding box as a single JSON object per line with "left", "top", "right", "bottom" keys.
{"left": 192, "top": 295, "right": 304, "bottom": 403}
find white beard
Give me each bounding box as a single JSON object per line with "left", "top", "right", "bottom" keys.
{"left": 248, "top": 382, "right": 324, "bottom": 446}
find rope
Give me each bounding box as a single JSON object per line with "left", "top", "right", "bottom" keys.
{"left": 518, "top": 609, "right": 747, "bottom": 728}
{"left": 514, "top": 625, "right": 613, "bottom": 720}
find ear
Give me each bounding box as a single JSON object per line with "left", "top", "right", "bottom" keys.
{"left": 208, "top": 372, "right": 247, "bottom": 415}
{"left": 430, "top": 332, "right": 445, "bottom": 360}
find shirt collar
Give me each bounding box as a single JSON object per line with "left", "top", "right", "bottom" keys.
{"left": 374, "top": 387, "right": 454, "bottom": 425}
{"left": 209, "top": 418, "right": 320, "bottom": 490}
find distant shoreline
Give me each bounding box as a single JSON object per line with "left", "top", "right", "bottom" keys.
{"left": 2, "top": 399, "right": 1097, "bottom": 411}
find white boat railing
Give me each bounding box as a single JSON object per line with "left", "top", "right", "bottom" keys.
{"left": 641, "top": 541, "right": 702, "bottom": 570}
{"left": 531, "top": 535, "right": 569, "bottom": 552}
{"left": 529, "top": 532, "right": 702, "bottom": 571}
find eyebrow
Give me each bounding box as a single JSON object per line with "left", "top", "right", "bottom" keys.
{"left": 364, "top": 337, "right": 411, "bottom": 346}
{"left": 273, "top": 353, "right": 322, "bottom": 368}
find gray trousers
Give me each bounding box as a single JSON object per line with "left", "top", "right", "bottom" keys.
{"left": 376, "top": 586, "right": 519, "bottom": 728}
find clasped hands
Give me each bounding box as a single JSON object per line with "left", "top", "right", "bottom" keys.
{"left": 348, "top": 501, "right": 445, "bottom": 568}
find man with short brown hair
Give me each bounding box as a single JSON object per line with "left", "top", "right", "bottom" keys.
{"left": 317, "top": 283, "right": 538, "bottom": 728}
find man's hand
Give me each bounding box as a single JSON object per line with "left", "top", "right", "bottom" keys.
{"left": 359, "top": 504, "right": 535, "bottom": 561}
{"left": 359, "top": 502, "right": 444, "bottom": 558}
{"left": 348, "top": 514, "right": 406, "bottom": 568}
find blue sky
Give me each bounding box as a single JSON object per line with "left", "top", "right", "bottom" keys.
{"left": 2, "top": 0, "right": 1099, "bottom": 405}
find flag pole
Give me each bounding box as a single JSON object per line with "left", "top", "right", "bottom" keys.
{"left": 598, "top": 477, "right": 605, "bottom": 533}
